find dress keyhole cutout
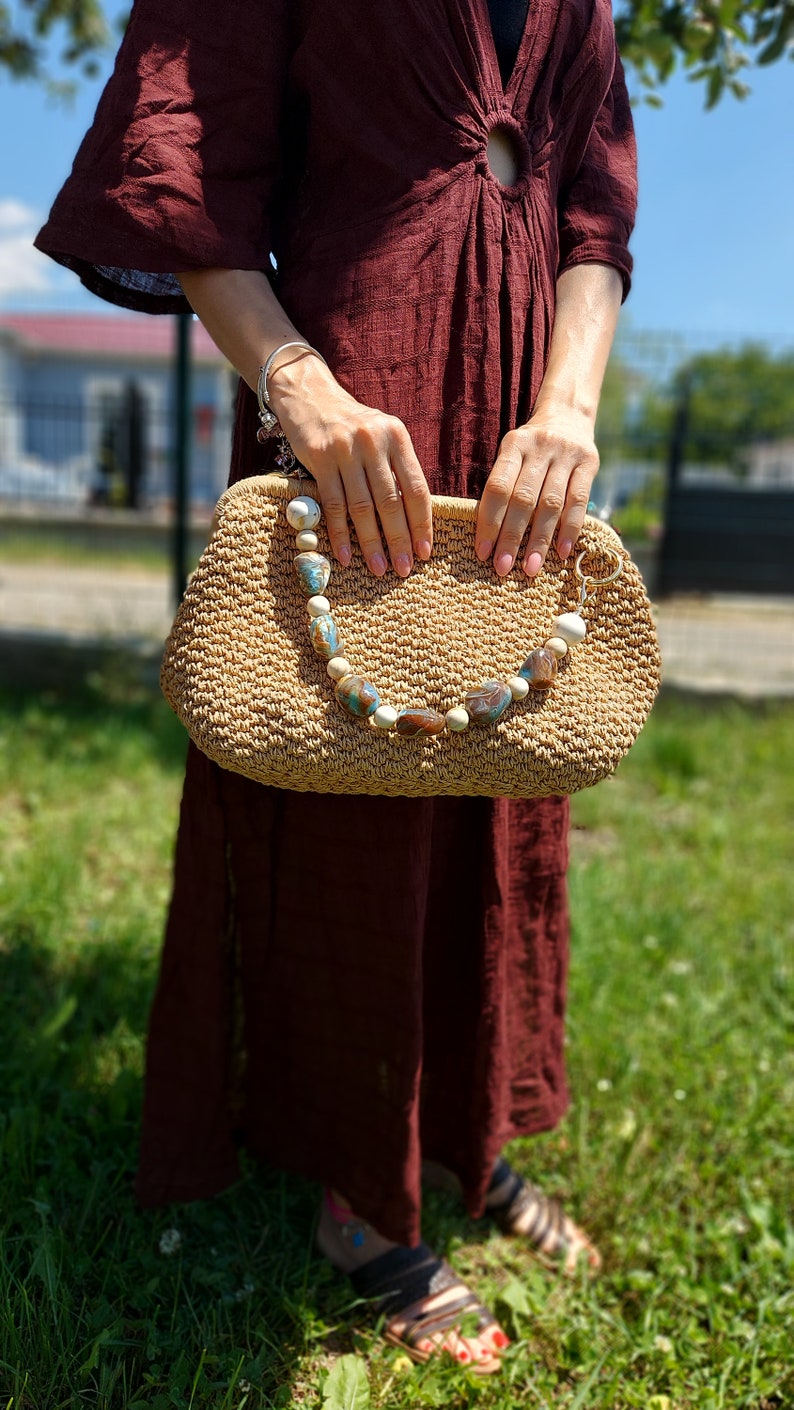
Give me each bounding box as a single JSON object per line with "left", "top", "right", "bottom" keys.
{"left": 486, "top": 126, "right": 521, "bottom": 186}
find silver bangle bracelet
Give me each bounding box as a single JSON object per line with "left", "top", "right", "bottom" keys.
{"left": 255, "top": 341, "right": 328, "bottom": 471}
{"left": 257, "top": 341, "right": 327, "bottom": 418}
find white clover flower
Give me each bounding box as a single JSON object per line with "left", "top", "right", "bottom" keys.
{"left": 238, "top": 1380, "right": 252, "bottom": 1393}
{"left": 654, "top": 1334, "right": 674, "bottom": 1354}
{"left": 668, "top": 959, "right": 692, "bottom": 976}
{"left": 617, "top": 1109, "right": 637, "bottom": 1140}
{"left": 597, "top": 1078, "right": 612, "bottom": 1092}
{"left": 158, "top": 1228, "right": 182, "bottom": 1256}
{"left": 674, "top": 1089, "right": 687, "bottom": 1101}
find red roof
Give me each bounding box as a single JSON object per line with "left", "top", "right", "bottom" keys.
{"left": 0, "top": 311, "right": 226, "bottom": 364}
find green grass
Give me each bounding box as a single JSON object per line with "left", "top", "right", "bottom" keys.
{"left": 0, "top": 528, "right": 204, "bottom": 574}
{"left": 0, "top": 682, "right": 792, "bottom": 1409}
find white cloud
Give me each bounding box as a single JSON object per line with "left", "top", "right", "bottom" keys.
{"left": 0, "top": 198, "right": 41, "bottom": 232}
{"left": 0, "top": 197, "right": 56, "bottom": 297}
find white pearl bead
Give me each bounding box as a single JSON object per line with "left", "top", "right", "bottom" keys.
{"left": 295, "top": 530, "right": 319, "bottom": 551}
{"left": 373, "top": 705, "right": 399, "bottom": 730}
{"left": 553, "top": 612, "right": 586, "bottom": 645}
{"left": 307, "top": 595, "right": 331, "bottom": 618}
{"left": 545, "top": 636, "right": 569, "bottom": 658}
{"left": 445, "top": 707, "right": 469, "bottom": 732}
{"left": 506, "top": 675, "right": 529, "bottom": 700}
{"left": 286, "top": 496, "right": 321, "bottom": 531}
{"left": 326, "top": 657, "right": 353, "bottom": 682}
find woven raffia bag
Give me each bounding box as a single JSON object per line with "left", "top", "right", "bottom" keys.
{"left": 161, "top": 474, "right": 661, "bottom": 797}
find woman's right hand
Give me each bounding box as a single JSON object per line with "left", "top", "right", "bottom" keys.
{"left": 174, "top": 271, "right": 430, "bottom": 577}
{"left": 266, "top": 349, "right": 432, "bottom": 578}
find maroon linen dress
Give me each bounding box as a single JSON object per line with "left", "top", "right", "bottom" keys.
{"left": 36, "top": 0, "right": 636, "bottom": 1245}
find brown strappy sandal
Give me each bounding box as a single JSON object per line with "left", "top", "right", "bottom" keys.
{"left": 350, "top": 1243, "right": 506, "bottom": 1372}
{"left": 486, "top": 1157, "right": 602, "bottom": 1275}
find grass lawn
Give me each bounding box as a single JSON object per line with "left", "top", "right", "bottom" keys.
{"left": 0, "top": 528, "right": 205, "bottom": 575}
{"left": 0, "top": 680, "right": 791, "bottom": 1410}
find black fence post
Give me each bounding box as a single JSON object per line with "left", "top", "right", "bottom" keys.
{"left": 657, "top": 370, "right": 692, "bottom": 599}
{"left": 173, "top": 313, "right": 192, "bottom": 607}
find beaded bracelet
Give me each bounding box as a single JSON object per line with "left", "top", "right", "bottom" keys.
{"left": 285, "top": 492, "right": 623, "bottom": 735}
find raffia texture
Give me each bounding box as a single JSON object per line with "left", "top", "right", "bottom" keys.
{"left": 161, "top": 475, "right": 661, "bottom": 797}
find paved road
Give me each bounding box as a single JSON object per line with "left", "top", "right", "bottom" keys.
{"left": 1, "top": 561, "right": 793, "bottom": 696}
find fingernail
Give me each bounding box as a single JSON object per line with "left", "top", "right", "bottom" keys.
{"left": 524, "top": 551, "right": 543, "bottom": 577}
{"left": 371, "top": 552, "right": 387, "bottom": 576}
{"left": 394, "top": 552, "right": 412, "bottom": 578}
{"left": 416, "top": 539, "right": 432, "bottom": 561}
{"left": 558, "top": 539, "right": 572, "bottom": 560}
{"left": 338, "top": 544, "right": 351, "bottom": 567}
{"left": 476, "top": 540, "right": 493, "bottom": 562}
{"left": 494, "top": 552, "right": 513, "bottom": 576}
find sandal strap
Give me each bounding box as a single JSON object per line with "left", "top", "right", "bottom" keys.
{"left": 351, "top": 1243, "right": 495, "bottom": 1348}
{"left": 487, "top": 1161, "right": 571, "bottom": 1258}
{"left": 349, "top": 1242, "right": 457, "bottom": 1317}
{"left": 487, "top": 1160, "right": 526, "bottom": 1219}
{"left": 387, "top": 1285, "right": 494, "bottom": 1349}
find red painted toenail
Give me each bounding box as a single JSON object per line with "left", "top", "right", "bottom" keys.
{"left": 458, "top": 1350, "right": 470, "bottom": 1362}
{"left": 492, "top": 1330, "right": 510, "bottom": 1349}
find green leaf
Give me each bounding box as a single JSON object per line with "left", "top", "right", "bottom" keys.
{"left": 497, "top": 1277, "right": 532, "bottom": 1318}
{"left": 29, "top": 1237, "right": 60, "bottom": 1303}
{"left": 38, "top": 992, "right": 77, "bottom": 1040}
{"left": 322, "top": 1355, "right": 370, "bottom": 1410}
{"left": 758, "top": 30, "right": 789, "bottom": 64}
{"left": 706, "top": 66, "right": 726, "bottom": 107}
{"left": 80, "top": 1327, "right": 112, "bottom": 1374}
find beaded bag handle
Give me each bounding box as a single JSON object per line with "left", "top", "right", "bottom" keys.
{"left": 282, "top": 487, "right": 623, "bottom": 737}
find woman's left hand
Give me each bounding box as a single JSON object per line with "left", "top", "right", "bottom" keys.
{"left": 475, "top": 404, "right": 600, "bottom": 577}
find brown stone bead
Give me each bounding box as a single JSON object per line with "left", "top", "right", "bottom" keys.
{"left": 334, "top": 675, "right": 380, "bottom": 718}
{"left": 463, "top": 680, "right": 512, "bottom": 725}
{"left": 519, "top": 647, "right": 558, "bottom": 690}
{"left": 395, "top": 708, "right": 447, "bottom": 737}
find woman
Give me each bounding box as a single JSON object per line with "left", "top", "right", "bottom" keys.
{"left": 36, "top": 0, "right": 636, "bottom": 1373}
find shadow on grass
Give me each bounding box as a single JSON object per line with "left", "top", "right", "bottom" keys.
{"left": 0, "top": 928, "right": 346, "bottom": 1407}
{"left": 0, "top": 927, "right": 507, "bottom": 1407}
{"left": 0, "top": 652, "right": 189, "bottom": 777}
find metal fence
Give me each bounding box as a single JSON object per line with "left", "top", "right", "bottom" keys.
{"left": 0, "top": 387, "right": 234, "bottom": 511}
{"left": 1, "top": 324, "right": 793, "bottom": 608}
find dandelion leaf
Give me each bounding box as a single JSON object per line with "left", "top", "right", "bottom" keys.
{"left": 322, "top": 1354, "right": 370, "bottom": 1410}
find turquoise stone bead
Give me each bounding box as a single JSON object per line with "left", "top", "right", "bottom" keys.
{"left": 396, "top": 708, "right": 446, "bottom": 738}
{"left": 294, "top": 551, "right": 331, "bottom": 597}
{"left": 463, "top": 680, "right": 512, "bottom": 726}
{"left": 309, "top": 613, "right": 344, "bottom": 661}
{"left": 335, "top": 675, "right": 380, "bottom": 718}
{"left": 519, "top": 647, "right": 558, "bottom": 690}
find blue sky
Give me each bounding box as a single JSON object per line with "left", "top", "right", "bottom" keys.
{"left": 0, "top": 12, "right": 791, "bottom": 348}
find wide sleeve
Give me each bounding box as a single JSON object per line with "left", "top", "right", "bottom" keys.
{"left": 556, "top": 52, "right": 638, "bottom": 301}
{"left": 34, "top": 0, "right": 291, "bottom": 314}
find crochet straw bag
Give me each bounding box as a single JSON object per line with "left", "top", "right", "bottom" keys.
{"left": 160, "top": 474, "right": 661, "bottom": 797}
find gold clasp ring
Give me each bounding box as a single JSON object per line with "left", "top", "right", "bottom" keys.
{"left": 574, "top": 547, "right": 623, "bottom": 588}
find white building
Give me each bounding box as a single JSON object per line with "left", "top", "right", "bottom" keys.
{"left": 0, "top": 311, "right": 233, "bottom": 506}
